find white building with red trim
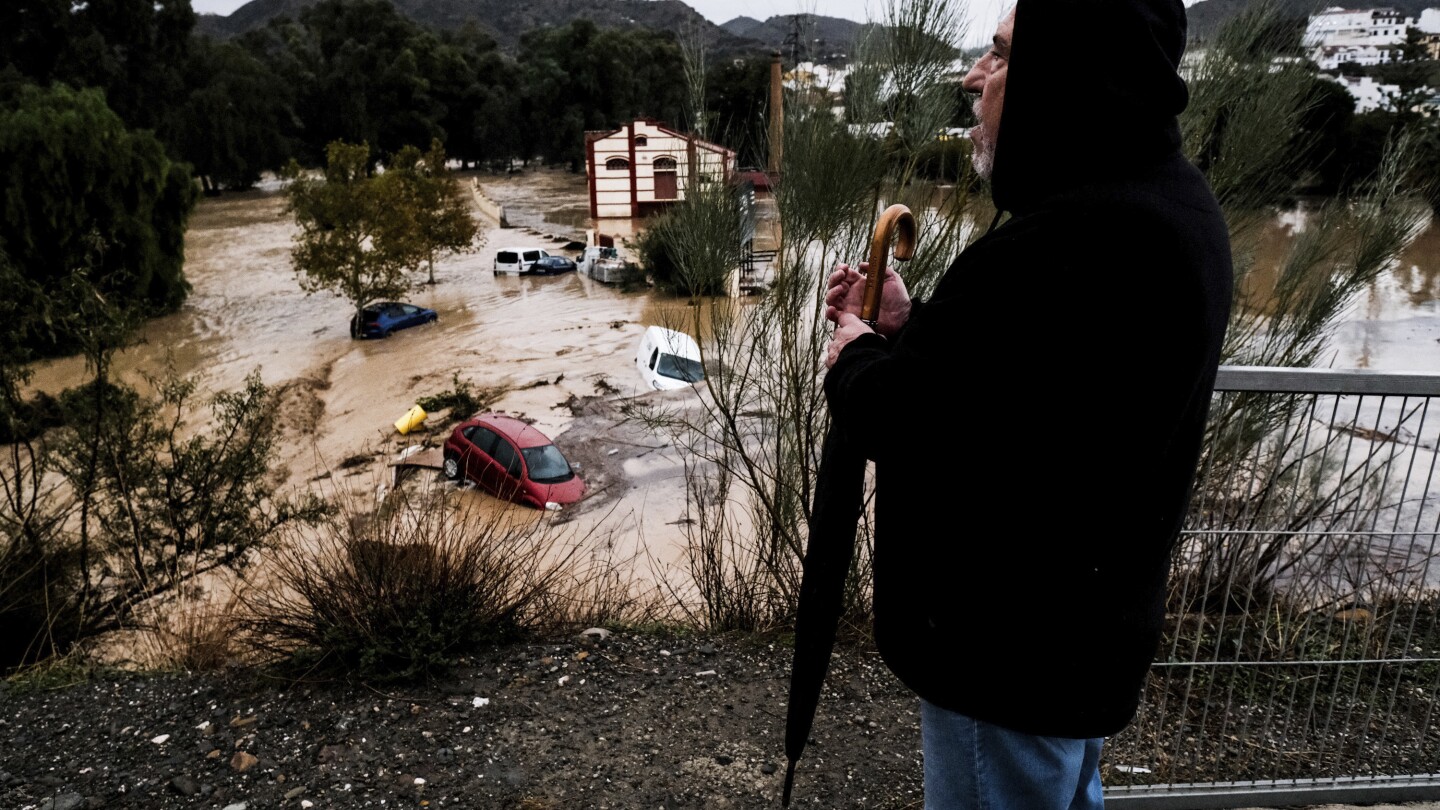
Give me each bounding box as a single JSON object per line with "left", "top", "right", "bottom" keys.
{"left": 584, "top": 119, "right": 736, "bottom": 219}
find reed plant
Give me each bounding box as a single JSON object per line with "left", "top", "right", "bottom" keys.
{"left": 637, "top": 0, "right": 979, "bottom": 633}
{"left": 246, "top": 483, "right": 642, "bottom": 682}
{"left": 1176, "top": 1, "right": 1433, "bottom": 622}
{"left": 646, "top": 0, "right": 1435, "bottom": 642}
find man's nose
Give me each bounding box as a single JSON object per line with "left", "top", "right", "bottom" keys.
{"left": 961, "top": 66, "right": 983, "bottom": 94}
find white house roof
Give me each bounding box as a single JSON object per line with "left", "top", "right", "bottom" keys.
{"left": 584, "top": 119, "right": 736, "bottom": 157}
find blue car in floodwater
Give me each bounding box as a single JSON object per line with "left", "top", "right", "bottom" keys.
{"left": 350, "top": 301, "right": 438, "bottom": 339}
{"left": 526, "top": 255, "right": 578, "bottom": 276}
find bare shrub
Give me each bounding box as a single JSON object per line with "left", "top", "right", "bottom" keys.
{"left": 246, "top": 484, "right": 637, "bottom": 681}
{"left": 134, "top": 587, "right": 248, "bottom": 672}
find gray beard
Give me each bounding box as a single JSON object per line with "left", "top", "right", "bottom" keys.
{"left": 972, "top": 99, "right": 995, "bottom": 180}
{"left": 973, "top": 137, "right": 995, "bottom": 180}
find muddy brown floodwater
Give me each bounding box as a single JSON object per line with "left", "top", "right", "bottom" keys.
{"left": 24, "top": 167, "right": 714, "bottom": 598}
{"left": 26, "top": 169, "right": 1440, "bottom": 617}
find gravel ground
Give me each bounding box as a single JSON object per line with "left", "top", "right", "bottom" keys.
{"left": 7, "top": 629, "right": 1440, "bottom": 810}
{"left": 0, "top": 631, "right": 927, "bottom": 810}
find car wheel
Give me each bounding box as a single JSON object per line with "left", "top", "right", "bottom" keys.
{"left": 380, "top": 328, "right": 391, "bottom": 338}
{"left": 442, "top": 454, "right": 460, "bottom": 481}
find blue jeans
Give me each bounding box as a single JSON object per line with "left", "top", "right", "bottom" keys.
{"left": 920, "top": 700, "right": 1105, "bottom": 810}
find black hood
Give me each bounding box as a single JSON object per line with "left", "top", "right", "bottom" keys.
{"left": 990, "top": 0, "right": 1191, "bottom": 214}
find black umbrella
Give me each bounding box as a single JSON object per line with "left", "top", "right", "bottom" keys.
{"left": 783, "top": 205, "right": 916, "bottom": 807}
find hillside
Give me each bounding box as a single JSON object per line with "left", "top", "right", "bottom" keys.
{"left": 718, "top": 12, "right": 867, "bottom": 60}
{"left": 195, "top": 0, "right": 762, "bottom": 54}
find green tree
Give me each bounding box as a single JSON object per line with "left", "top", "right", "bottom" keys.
{"left": 428, "top": 27, "right": 516, "bottom": 168}
{"left": 256, "top": 0, "right": 446, "bottom": 162}
{"left": 0, "top": 83, "right": 197, "bottom": 349}
{"left": 516, "top": 21, "right": 687, "bottom": 167}
{"left": 166, "top": 38, "right": 296, "bottom": 192}
{"left": 285, "top": 140, "right": 417, "bottom": 336}
{"left": 1400, "top": 25, "right": 1430, "bottom": 63}
{"left": 0, "top": 0, "right": 195, "bottom": 132}
{"left": 387, "top": 139, "right": 481, "bottom": 285}
{"left": 0, "top": 250, "right": 74, "bottom": 667}
{"left": 53, "top": 365, "right": 330, "bottom": 638}
{"left": 0, "top": 245, "right": 329, "bottom": 670}
{"left": 705, "top": 57, "right": 771, "bottom": 168}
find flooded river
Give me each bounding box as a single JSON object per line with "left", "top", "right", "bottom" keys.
{"left": 25, "top": 168, "right": 716, "bottom": 586}
{"left": 21, "top": 170, "right": 1440, "bottom": 595}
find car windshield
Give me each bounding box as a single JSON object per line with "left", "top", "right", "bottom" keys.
{"left": 522, "top": 444, "right": 574, "bottom": 484}
{"left": 656, "top": 353, "right": 704, "bottom": 383}
{"left": 497, "top": 251, "right": 518, "bottom": 263}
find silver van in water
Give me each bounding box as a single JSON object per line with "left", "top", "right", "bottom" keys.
{"left": 493, "top": 246, "right": 551, "bottom": 275}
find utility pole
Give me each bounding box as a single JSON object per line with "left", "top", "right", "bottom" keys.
{"left": 769, "top": 49, "right": 784, "bottom": 177}
{"left": 782, "top": 14, "right": 805, "bottom": 67}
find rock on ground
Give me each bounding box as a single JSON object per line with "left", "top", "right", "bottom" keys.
{"left": 0, "top": 631, "right": 924, "bottom": 809}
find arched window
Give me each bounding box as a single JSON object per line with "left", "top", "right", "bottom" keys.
{"left": 654, "top": 157, "right": 678, "bottom": 170}
{"left": 605, "top": 157, "right": 630, "bottom": 171}
{"left": 634, "top": 136, "right": 648, "bottom": 147}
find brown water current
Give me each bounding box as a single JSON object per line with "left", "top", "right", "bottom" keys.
{"left": 22, "top": 171, "right": 1440, "bottom": 619}
{"left": 24, "top": 168, "right": 711, "bottom": 597}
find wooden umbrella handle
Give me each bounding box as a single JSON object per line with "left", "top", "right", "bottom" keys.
{"left": 860, "top": 204, "right": 917, "bottom": 328}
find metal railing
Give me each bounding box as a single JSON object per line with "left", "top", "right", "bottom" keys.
{"left": 1105, "top": 366, "right": 1440, "bottom": 808}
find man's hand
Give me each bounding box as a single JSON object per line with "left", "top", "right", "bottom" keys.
{"left": 824, "top": 262, "right": 911, "bottom": 338}
{"left": 825, "top": 312, "right": 876, "bottom": 368}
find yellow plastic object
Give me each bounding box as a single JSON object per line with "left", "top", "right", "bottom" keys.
{"left": 394, "top": 404, "right": 427, "bottom": 435}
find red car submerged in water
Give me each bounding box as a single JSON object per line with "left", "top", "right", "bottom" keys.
{"left": 441, "top": 413, "right": 585, "bottom": 509}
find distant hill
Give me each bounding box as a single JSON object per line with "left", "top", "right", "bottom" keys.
{"left": 718, "top": 13, "right": 867, "bottom": 59}
{"left": 1185, "top": 0, "right": 1440, "bottom": 41}
{"left": 720, "top": 15, "right": 764, "bottom": 39}
{"left": 195, "top": 0, "right": 762, "bottom": 54}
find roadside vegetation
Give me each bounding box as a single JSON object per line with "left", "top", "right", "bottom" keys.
{"left": 247, "top": 486, "right": 645, "bottom": 682}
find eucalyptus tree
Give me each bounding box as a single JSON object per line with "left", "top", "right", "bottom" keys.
{"left": 387, "top": 139, "right": 481, "bottom": 285}
{"left": 284, "top": 141, "right": 419, "bottom": 336}
{"left": 0, "top": 0, "right": 195, "bottom": 133}
{"left": 167, "top": 38, "right": 296, "bottom": 192}
{"left": 516, "top": 20, "right": 687, "bottom": 167}
{"left": 251, "top": 0, "right": 445, "bottom": 163}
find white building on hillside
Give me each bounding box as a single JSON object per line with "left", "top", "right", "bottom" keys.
{"left": 1305, "top": 7, "right": 1414, "bottom": 69}
{"left": 1324, "top": 73, "right": 1403, "bottom": 111}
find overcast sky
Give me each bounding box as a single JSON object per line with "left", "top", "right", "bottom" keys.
{"left": 187, "top": 0, "right": 1016, "bottom": 47}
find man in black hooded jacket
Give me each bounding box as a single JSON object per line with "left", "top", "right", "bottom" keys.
{"left": 822, "top": 0, "right": 1233, "bottom": 806}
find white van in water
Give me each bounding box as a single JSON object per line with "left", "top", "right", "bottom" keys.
{"left": 493, "top": 246, "right": 551, "bottom": 275}
{"left": 635, "top": 326, "right": 705, "bottom": 391}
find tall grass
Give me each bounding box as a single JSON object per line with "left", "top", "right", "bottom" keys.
{"left": 645, "top": 0, "right": 1434, "bottom": 639}
{"left": 637, "top": 0, "right": 979, "bottom": 633}
{"left": 246, "top": 484, "right": 651, "bottom": 681}
{"left": 1179, "top": 1, "right": 1432, "bottom": 614}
